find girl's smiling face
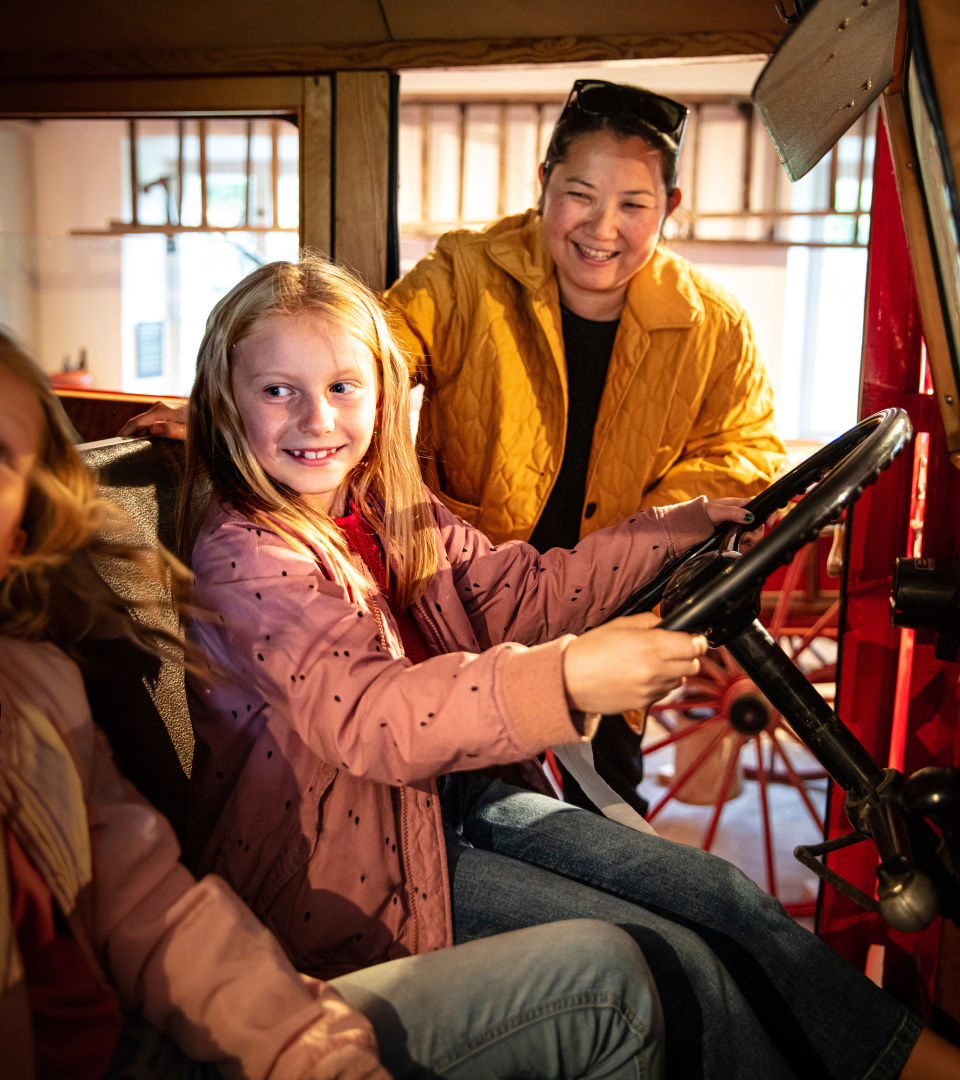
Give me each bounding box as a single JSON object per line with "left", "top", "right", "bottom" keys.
{"left": 0, "top": 365, "right": 42, "bottom": 579}
{"left": 230, "top": 312, "right": 379, "bottom": 516}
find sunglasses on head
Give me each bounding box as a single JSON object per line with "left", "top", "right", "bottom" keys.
{"left": 561, "top": 79, "right": 689, "bottom": 148}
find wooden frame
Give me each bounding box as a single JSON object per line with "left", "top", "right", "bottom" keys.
{"left": 0, "top": 30, "right": 784, "bottom": 83}
{"left": 881, "top": 75, "right": 960, "bottom": 461}
{"left": 0, "top": 71, "right": 395, "bottom": 290}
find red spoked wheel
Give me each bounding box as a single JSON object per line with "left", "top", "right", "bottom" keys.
{"left": 641, "top": 530, "right": 839, "bottom": 918}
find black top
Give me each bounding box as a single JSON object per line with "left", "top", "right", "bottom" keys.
{"left": 528, "top": 306, "right": 620, "bottom": 552}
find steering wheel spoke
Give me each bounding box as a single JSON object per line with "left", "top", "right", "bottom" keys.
{"left": 645, "top": 407, "right": 913, "bottom": 809}
{"left": 724, "top": 619, "right": 886, "bottom": 800}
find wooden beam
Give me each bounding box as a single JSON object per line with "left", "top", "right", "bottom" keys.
{"left": 332, "top": 71, "right": 392, "bottom": 290}
{"left": 0, "top": 76, "right": 304, "bottom": 117}
{"left": 300, "top": 76, "right": 333, "bottom": 257}
{"left": 0, "top": 30, "right": 782, "bottom": 83}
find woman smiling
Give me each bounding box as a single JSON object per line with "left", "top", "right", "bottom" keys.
{"left": 386, "top": 79, "right": 786, "bottom": 809}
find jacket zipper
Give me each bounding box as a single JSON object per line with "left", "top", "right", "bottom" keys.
{"left": 412, "top": 600, "right": 446, "bottom": 654}
{"left": 398, "top": 783, "right": 420, "bottom": 955}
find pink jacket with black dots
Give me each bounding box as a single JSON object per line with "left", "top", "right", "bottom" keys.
{"left": 0, "top": 637, "right": 387, "bottom": 1080}
{"left": 186, "top": 488, "right": 714, "bottom": 979}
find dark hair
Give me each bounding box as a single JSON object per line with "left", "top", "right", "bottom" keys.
{"left": 541, "top": 80, "right": 688, "bottom": 195}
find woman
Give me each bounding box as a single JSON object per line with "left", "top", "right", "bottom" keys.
{"left": 385, "top": 78, "right": 786, "bottom": 806}
{"left": 387, "top": 78, "right": 784, "bottom": 545}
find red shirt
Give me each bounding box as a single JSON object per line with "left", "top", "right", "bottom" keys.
{"left": 335, "top": 510, "right": 434, "bottom": 663}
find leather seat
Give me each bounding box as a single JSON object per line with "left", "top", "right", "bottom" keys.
{"left": 78, "top": 437, "right": 193, "bottom": 834}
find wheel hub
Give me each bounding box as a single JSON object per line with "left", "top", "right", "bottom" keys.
{"left": 720, "top": 675, "right": 772, "bottom": 734}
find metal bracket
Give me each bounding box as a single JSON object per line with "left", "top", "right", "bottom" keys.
{"left": 794, "top": 831, "right": 881, "bottom": 913}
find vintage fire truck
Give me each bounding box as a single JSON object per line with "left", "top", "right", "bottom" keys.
{"left": 3, "top": 0, "right": 959, "bottom": 1034}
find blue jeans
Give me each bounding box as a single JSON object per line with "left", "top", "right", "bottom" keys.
{"left": 107, "top": 921, "right": 663, "bottom": 1079}
{"left": 441, "top": 774, "right": 923, "bottom": 1080}
{"left": 334, "top": 920, "right": 664, "bottom": 1078}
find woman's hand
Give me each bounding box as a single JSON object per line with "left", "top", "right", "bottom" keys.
{"left": 562, "top": 612, "right": 707, "bottom": 715}
{"left": 118, "top": 400, "right": 188, "bottom": 440}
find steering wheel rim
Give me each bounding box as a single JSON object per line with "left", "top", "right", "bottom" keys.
{"left": 612, "top": 408, "right": 913, "bottom": 631}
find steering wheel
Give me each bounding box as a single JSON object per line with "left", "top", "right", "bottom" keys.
{"left": 615, "top": 408, "right": 960, "bottom": 932}
{"left": 615, "top": 408, "right": 913, "bottom": 634}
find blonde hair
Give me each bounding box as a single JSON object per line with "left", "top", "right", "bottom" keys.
{"left": 183, "top": 252, "right": 437, "bottom": 609}
{"left": 0, "top": 330, "right": 189, "bottom": 654}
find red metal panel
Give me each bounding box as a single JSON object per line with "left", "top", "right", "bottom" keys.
{"left": 818, "top": 110, "right": 960, "bottom": 1007}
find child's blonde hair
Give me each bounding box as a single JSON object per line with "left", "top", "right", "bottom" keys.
{"left": 0, "top": 330, "right": 188, "bottom": 654}
{"left": 183, "top": 252, "right": 438, "bottom": 609}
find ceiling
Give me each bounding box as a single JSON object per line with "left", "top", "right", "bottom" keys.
{"left": 4, "top": 0, "right": 790, "bottom": 79}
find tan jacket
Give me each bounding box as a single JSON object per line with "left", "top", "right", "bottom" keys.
{"left": 0, "top": 636, "right": 386, "bottom": 1080}
{"left": 386, "top": 210, "right": 786, "bottom": 545}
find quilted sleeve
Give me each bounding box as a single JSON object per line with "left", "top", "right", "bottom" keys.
{"left": 385, "top": 237, "right": 470, "bottom": 493}
{"left": 384, "top": 237, "right": 465, "bottom": 389}
{"left": 639, "top": 312, "right": 786, "bottom": 508}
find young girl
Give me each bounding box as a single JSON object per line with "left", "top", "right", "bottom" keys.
{"left": 0, "top": 330, "right": 669, "bottom": 1080}
{"left": 182, "top": 255, "right": 960, "bottom": 1080}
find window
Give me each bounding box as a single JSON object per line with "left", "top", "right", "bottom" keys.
{"left": 0, "top": 115, "right": 299, "bottom": 397}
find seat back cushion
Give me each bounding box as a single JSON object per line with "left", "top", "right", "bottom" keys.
{"left": 78, "top": 437, "right": 192, "bottom": 833}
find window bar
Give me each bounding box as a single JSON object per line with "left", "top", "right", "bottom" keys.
{"left": 271, "top": 120, "right": 280, "bottom": 229}
{"left": 497, "top": 103, "right": 508, "bottom": 219}
{"left": 689, "top": 103, "right": 702, "bottom": 240}
{"left": 129, "top": 120, "right": 139, "bottom": 226}
{"left": 536, "top": 102, "right": 551, "bottom": 170}
{"left": 456, "top": 103, "right": 467, "bottom": 224}
{"left": 176, "top": 120, "right": 184, "bottom": 226}
{"left": 766, "top": 128, "right": 782, "bottom": 242}
{"left": 199, "top": 119, "right": 208, "bottom": 227}
{"left": 828, "top": 142, "right": 839, "bottom": 213}
{"left": 245, "top": 119, "right": 254, "bottom": 228}
{"left": 856, "top": 110, "right": 871, "bottom": 242}
{"left": 738, "top": 101, "right": 751, "bottom": 240}
{"left": 420, "top": 104, "right": 431, "bottom": 226}
{"left": 740, "top": 102, "right": 754, "bottom": 215}
{"left": 856, "top": 113, "right": 869, "bottom": 210}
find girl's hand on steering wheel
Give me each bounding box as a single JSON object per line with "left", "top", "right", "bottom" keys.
{"left": 705, "top": 497, "right": 764, "bottom": 552}
{"left": 562, "top": 612, "right": 708, "bottom": 715}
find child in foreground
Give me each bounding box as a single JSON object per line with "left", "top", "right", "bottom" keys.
{"left": 182, "top": 254, "right": 960, "bottom": 1079}
{"left": 0, "top": 330, "right": 667, "bottom": 1079}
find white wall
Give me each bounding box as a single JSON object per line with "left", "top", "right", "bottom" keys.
{"left": 671, "top": 241, "right": 788, "bottom": 422}
{"left": 31, "top": 120, "right": 125, "bottom": 386}
{"left": 0, "top": 122, "right": 39, "bottom": 349}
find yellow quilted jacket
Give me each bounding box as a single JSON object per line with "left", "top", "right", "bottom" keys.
{"left": 386, "top": 210, "right": 786, "bottom": 545}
